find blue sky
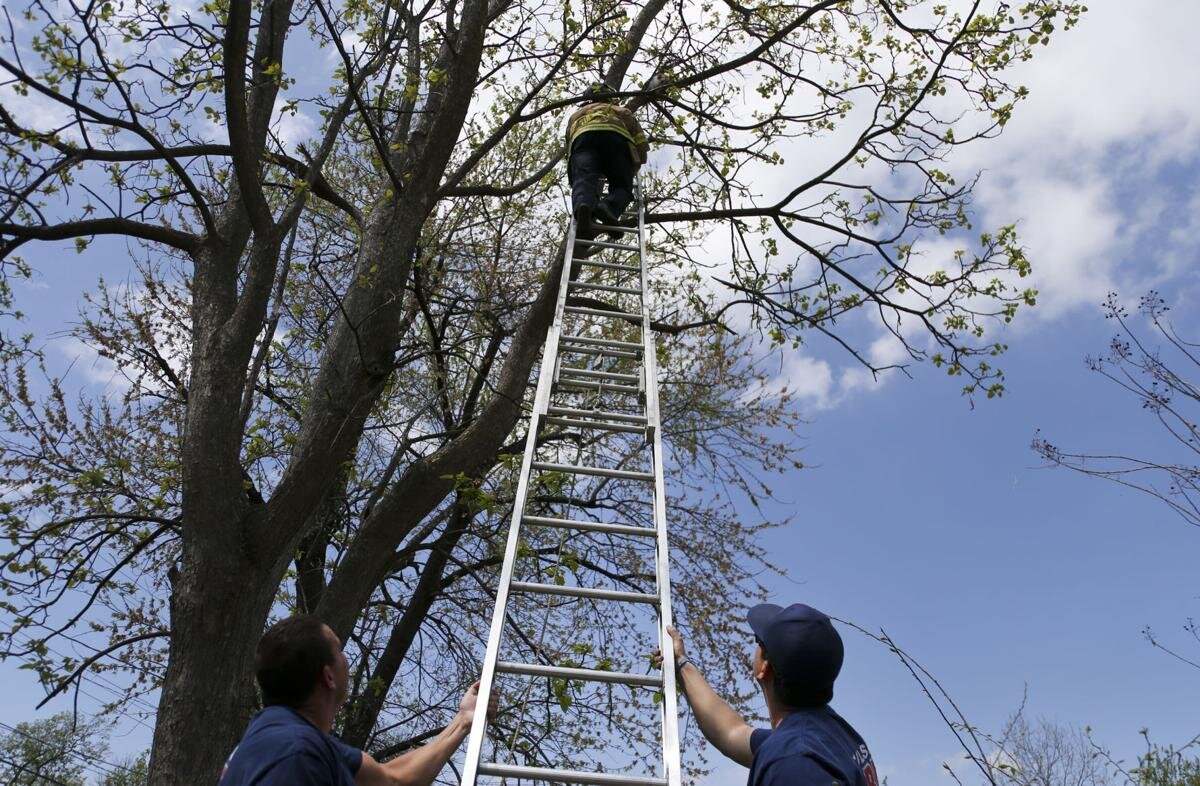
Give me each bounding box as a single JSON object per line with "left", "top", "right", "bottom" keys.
{"left": 719, "top": 301, "right": 1200, "bottom": 784}
{"left": 3, "top": 1, "right": 1199, "bottom": 784}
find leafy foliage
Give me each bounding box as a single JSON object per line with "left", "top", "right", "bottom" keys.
{"left": 1085, "top": 728, "right": 1200, "bottom": 786}
{"left": 1131, "top": 733, "right": 1200, "bottom": 786}
{"left": 0, "top": 712, "right": 109, "bottom": 786}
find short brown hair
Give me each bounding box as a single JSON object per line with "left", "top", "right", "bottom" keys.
{"left": 255, "top": 615, "right": 335, "bottom": 707}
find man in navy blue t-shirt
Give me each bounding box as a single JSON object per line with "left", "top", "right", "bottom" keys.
{"left": 221, "top": 616, "right": 493, "bottom": 785}
{"left": 659, "top": 603, "right": 878, "bottom": 786}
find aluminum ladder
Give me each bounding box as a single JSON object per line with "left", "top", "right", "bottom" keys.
{"left": 460, "top": 186, "right": 682, "bottom": 786}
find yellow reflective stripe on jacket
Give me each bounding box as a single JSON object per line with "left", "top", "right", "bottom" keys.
{"left": 566, "top": 103, "right": 649, "bottom": 163}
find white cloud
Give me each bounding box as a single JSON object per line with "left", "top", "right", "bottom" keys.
{"left": 865, "top": 330, "right": 910, "bottom": 368}
{"left": 758, "top": 332, "right": 915, "bottom": 412}
{"left": 274, "top": 102, "right": 317, "bottom": 153}
{"left": 994, "top": 4, "right": 1200, "bottom": 164}
{"left": 335, "top": 31, "right": 366, "bottom": 64}
{"left": 975, "top": 173, "right": 1119, "bottom": 320}
{"left": 784, "top": 353, "right": 837, "bottom": 409}
{"left": 748, "top": 351, "right": 837, "bottom": 412}
{"left": 837, "top": 330, "right": 913, "bottom": 400}
{"left": 955, "top": 1, "right": 1200, "bottom": 322}
{"left": 198, "top": 115, "right": 230, "bottom": 145}
{"left": 53, "top": 336, "right": 131, "bottom": 394}
{"left": 760, "top": 1, "right": 1200, "bottom": 412}
{"left": 0, "top": 80, "right": 77, "bottom": 139}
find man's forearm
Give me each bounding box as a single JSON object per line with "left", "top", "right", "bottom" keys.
{"left": 382, "top": 714, "right": 472, "bottom": 786}
{"left": 676, "top": 663, "right": 754, "bottom": 766}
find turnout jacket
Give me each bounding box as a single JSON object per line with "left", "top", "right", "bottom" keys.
{"left": 566, "top": 102, "right": 649, "bottom": 164}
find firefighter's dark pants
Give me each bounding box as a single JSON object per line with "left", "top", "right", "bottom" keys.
{"left": 568, "top": 130, "right": 636, "bottom": 220}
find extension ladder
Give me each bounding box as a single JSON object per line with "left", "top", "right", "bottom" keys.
{"left": 460, "top": 186, "right": 682, "bottom": 786}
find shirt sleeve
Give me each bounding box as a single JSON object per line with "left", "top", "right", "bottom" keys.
{"left": 758, "top": 754, "right": 843, "bottom": 786}
{"left": 332, "top": 738, "right": 363, "bottom": 775}
{"left": 750, "top": 727, "right": 771, "bottom": 756}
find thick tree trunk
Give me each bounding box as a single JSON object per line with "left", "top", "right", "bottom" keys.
{"left": 147, "top": 539, "right": 280, "bottom": 783}
{"left": 146, "top": 232, "right": 293, "bottom": 783}
{"left": 146, "top": 1, "right": 499, "bottom": 776}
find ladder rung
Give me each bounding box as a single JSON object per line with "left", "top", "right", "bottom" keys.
{"left": 570, "top": 281, "right": 643, "bottom": 296}
{"left": 546, "top": 406, "right": 646, "bottom": 424}
{"left": 576, "top": 238, "right": 639, "bottom": 252}
{"left": 510, "top": 581, "right": 658, "bottom": 604}
{"left": 592, "top": 222, "right": 638, "bottom": 235}
{"left": 565, "top": 306, "right": 642, "bottom": 321}
{"left": 559, "top": 344, "right": 640, "bottom": 360}
{"left": 543, "top": 416, "right": 645, "bottom": 434}
{"left": 532, "top": 461, "right": 653, "bottom": 481}
{"left": 561, "top": 335, "right": 642, "bottom": 352}
{"left": 574, "top": 259, "right": 641, "bottom": 273}
{"left": 522, "top": 514, "right": 656, "bottom": 537}
{"left": 561, "top": 367, "right": 640, "bottom": 383}
{"left": 477, "top": 763, "right": 666, "bottom": 786}
{"left": 495, "top": 661, "right": 662, "bottom": 688}
{"left": 555, "top": 379, "right": 641, "bottom": 395}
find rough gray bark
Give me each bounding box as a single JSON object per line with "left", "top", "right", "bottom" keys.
{"left": 147, "top": 0, "right": 498, "bottom": 777}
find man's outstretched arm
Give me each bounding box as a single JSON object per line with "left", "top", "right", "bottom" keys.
{"left": 356, "top": 682, "right": 496, "bottom": 786}
{"left": 659, "top": 626, "right": 755, "bottom": 767}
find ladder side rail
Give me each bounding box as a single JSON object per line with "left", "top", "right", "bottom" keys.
{"left": 459, "top": 219, "right": 582, "bottom": 786}
{"left": 637, "top": 179, "right": 683, "bottom": 786}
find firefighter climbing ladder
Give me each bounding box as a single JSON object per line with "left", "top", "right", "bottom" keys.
{"left": 460, "top": 185, "right": 682, "bottom": 786}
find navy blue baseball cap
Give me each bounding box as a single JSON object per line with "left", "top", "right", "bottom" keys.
{"left": 747, "top": 603, "right": 844, "bottom": 695}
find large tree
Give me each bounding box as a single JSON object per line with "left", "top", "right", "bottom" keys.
{"left": 1, "top": 0, "right": 1081, "bottom": 780}
{"left": 990, "top": 711, "right": 1113, "bottom": 786}
{"left": 0, "top": 712, "right": 111, "bottom": 785}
